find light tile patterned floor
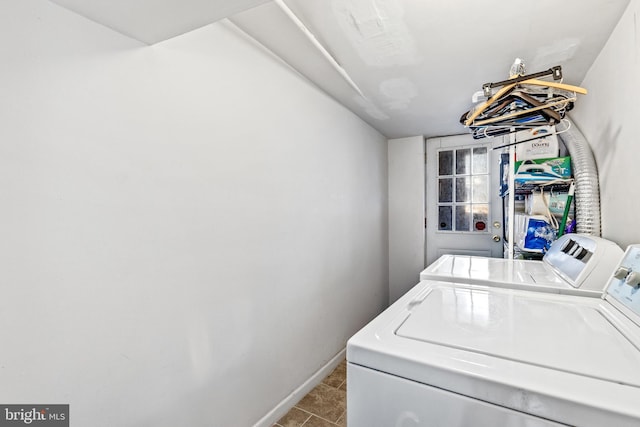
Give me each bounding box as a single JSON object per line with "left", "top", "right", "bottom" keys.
{"left": 273, "top": 359, "right": 347, "bottom": 427}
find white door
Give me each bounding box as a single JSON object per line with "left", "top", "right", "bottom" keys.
{"left": 426, "top": 134, "right": 504, "bottom": 265}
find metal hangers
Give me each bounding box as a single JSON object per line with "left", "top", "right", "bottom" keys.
{"left": 461, "top": 63, "right": 587, "bottom": 139}
{"left": 481, "top": 66, "right": 563, "bottom": 96}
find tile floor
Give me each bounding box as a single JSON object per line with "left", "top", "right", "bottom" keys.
{"left": 273, "top": 359, "right": 347, "bottom": 427}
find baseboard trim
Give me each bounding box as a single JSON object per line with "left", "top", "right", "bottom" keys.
{"left": 253, "top": 348, "right": 346, "bottom": 427}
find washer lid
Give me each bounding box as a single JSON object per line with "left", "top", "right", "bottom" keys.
{"left": 396, "top": 286, "right": 640, "bottom": 387}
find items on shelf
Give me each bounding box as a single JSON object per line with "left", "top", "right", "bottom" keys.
{"left": 461, "top": 59, "right": 588, "bottom": 258}
{"left": 503, "top": 153, "right": 576, "bottom": 255}
{"left": 514, "top": 156, "right": 572, "bottom": 184}
{"left": 514, "top": 126, "right": 559, "bottom": 159}
{"left": 466, "top": 59, "right": 589, "bottom": 258}
{"left": 513, "top": 214, "right": 557, "bottom": 253}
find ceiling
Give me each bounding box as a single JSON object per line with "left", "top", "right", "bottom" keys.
{"left": 49, "top": 0, "right": 271, "bottom": 43}
{"left": 49, "top": 0, "right": 630, "bottom": 139}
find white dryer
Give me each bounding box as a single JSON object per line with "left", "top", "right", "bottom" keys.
{"left": 421, "top": 234, "right": 622, "bottom": 296}
{"left": 347, "top": 244, "right": 640, "bottom": 427}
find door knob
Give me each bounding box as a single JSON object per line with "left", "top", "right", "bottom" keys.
{"left": 492, "top": 235, "right": 501, "bottom": 242}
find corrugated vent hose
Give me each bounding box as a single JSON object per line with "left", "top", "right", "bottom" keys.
{"left": 558, "top": 123, "right": 602, "bottom": 236}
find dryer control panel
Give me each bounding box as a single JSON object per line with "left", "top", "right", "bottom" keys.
{"left": 543, "top": 234, "right": 623, "bottom": 290}
{"left": 605, "top": 244, "right": 640, "bottom": 316}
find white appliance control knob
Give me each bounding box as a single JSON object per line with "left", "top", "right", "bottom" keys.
{"left": 625, "top": 272, "right": 640, "bottom": 288}
{"left": 614, "top": 267, "right": 631, "bottom": 280}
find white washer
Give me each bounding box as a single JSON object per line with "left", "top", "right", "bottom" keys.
{"left": 422, "top": 234, "right": 622, "bottom": 296}
{"left": 347, "top": 245, "right": 640, "bottom": 427}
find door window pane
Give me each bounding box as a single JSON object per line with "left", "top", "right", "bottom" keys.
{"left": 456, "top": 149, "right": 471, "bottom": 174}
{"left": 456, "top": 177, "right": 470, "bottom": 202}
{"left": 472, "top": 176, "right": 488, "bottom": 203}
{"left": 439, "top": 151, "right": 453, "bottom": 175}
{"left": 473, "top": 147, "right": 488, "bottom": 174}
{"left": 439, "top": 178, "right": 453, "bottom": 203}
{"left": 455, "top": 205, "right": 470, "bottom": 231}
{"left": 439, "top": 206, "right": 452, "bottom": 231}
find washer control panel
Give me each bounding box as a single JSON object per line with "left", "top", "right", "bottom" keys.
{"left": 606, "top": 245, "right": 640, "bottom": 315}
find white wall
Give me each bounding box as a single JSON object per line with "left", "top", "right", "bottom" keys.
{"left": 570, "top": 0, "right": 640, "bottom": 248}
{"left": 388, "top": 136, "right": 425, "bottom": 303}
{"left": 0, "top": 1, "right": 388, "bottom": 426}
